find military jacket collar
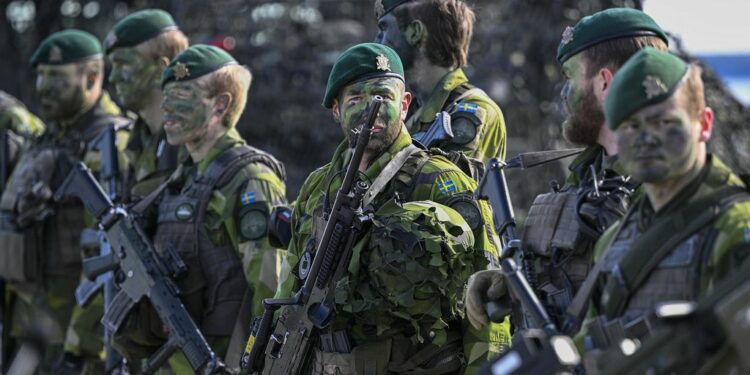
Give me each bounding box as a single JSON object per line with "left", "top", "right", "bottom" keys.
{"left": 407, "top": 68, "right": 469, "bottom": 131}
{"left": 566, "top": 144, "right": 627, "bottom": 187}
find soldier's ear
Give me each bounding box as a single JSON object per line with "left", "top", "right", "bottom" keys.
{"left": 214, "top": 92, "right": 231, "bottom": 116}
{"left": 158, "top": 57, "right": 170, "bottom": 70}
{"left": 698, "top": 106, "right": 713, "bottom": 142}
{"left": 331, "top": 99, "right": 341, "bottom": 123}
{"left": 597, "top": 67, "right": 615, "bottom": 104}
{"left": 404, "top": 20, "right": 424, "bottom": 46}
{"left": 400, "top": 91, "right": 412, "bottom": 121}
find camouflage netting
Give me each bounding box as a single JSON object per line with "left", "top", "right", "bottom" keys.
{"left": 0, "top": 0, "right": 746, "bottom": 216}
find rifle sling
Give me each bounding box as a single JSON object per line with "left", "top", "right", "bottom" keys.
{"left": 602, "top": 185, "right": 750, "bottom": 318}
{"left": 362, "top": 144, "right": 420, "bottom": 208}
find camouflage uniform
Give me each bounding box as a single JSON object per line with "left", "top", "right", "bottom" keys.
{"left": 406, "top": 69, "right": 506, "bottom": 162}
{"left": 277, "top": 127, "right": 510, "bottom": 374}
{"left": 0, "top": 91, "right": 129, "bottom": 374}
{"left": 0, "top": 90, "right": 45, "bottom": 170}
{"left": 114, "top": 128, "right": 287, "bottom": 373}
{"left": 577, "top": 156, "right": 750, "bottom": 356}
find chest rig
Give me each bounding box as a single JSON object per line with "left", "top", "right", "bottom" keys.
{"left": 583, "top": 184, "right": 750, "bottom": 351}
{"left": 151, "top": 145, "right": 284, "bottom": 337}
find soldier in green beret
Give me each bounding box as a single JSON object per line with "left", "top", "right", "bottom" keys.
{"left": 111, "top": 44, "right": 287, "bottom": 374}
{"left": 57, "top": 10, "right": 190, "bottom": 373}
{"left": 273, "top": 42, "right": 509, "bottom": 374}
{"left": 374, "top": 0, "right": 506, "bottom": 163}
{"left": 575, "top": 47, "right": 750, "bottom": 372}
{"left": 466, "top": 8, "right": 669, "bottom": 333}
{"left": 0, "top": 29, "right": 130, "bottom": 374}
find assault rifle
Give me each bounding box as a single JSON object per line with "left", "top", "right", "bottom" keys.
{"left": 411, "top": 111, "right": 452, "bottom": 148}
{"left": 55, "top": 162, "right": 227, "bottom": 375}
{"left": 241, "top": 96, "right": 383, "bottom": 374}
{"left": 475, "top": 150, "right": 583, "bottom": 375}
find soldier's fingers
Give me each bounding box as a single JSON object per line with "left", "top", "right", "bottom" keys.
{"left": 486, "top": 272, "right": 508, "bottom": 301}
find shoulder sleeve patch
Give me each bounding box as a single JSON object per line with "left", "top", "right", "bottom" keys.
{"left": 455, "top": 102, "right": 479, "bottom": 113}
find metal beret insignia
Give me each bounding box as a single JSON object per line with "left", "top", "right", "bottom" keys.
{"left": 49, "top": 45, "right": 63, "bottom": 63}
{"left": 376, "top": 53, "right": 391, "bottom": 71}
{"left": 643, "top": 75, "right": 668, "bottom": 99}
{"left": 561, "top": 26, "right": 574, "bottom": 46}
{"left": 104, "top": 32, "right": 118, "bottom": 50}
{"left": 173, "top": 62, "right": 190, "bottom": 80}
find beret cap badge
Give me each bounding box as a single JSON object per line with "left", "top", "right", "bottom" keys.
{"left": 561, "top": 26, "right": 574, "bottom": 46}
{"left": 49, "top": 46, "right": 63, "bottom": 63}
{"left": 173, "top": 62, "right": 190, "bottom": 80}
{"left": 376, "top": 53, "right": 391, "bottom": 71}
{"left": 643, "top": 75, "right": 668, "bottom": 99}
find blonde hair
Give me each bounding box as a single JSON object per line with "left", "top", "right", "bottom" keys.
{"left": 135, "top": 29, "right": 189, "bottom": 62}
{"left": 198, "top": 64, "right": 253, "bottom": 128}
{"left": 677, "top": 63, "right": 705, "bottom": 120}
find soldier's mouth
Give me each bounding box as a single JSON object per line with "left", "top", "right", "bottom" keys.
{"left": 163, "top": 120, "right": 178, "bottom": 130}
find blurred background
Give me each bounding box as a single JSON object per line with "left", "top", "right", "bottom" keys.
{"left": 1, "top": 0, "right": 748, "bottom": 217}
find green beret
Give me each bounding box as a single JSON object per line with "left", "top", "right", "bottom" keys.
{"left": 556, "top": 8, "right": 668, "bottom": 64}
{"left": 30, "top": 29, "right": 102, "bottom": 67}
{"left": 105, "top": 9, "right": 178, "bottom": 53}
{"left": 322, "top": 43, "right": 404, "bottom": 108}
{"left": 161, "top": 44, "right": 237, "bottom": 89}
{"left": 374, "top": 0, "right": 413, "bottom": 19}
{"left": 604, "top": 47, "right": 688, "bottom": 129}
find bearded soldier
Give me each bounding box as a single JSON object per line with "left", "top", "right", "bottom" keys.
{"left": 374, "top": 0, "right": 506, "bottom": 162}
{"left": 273, "top": 43, "right": 509, "bottom": 375}
{"left": 465, "top": 8, "right": 669, "bottom": 332}
{"left": 0, "top": 30, "right": 130, "bottom": 374}
{"left": 58, "top": 10, "right": 189, "bottom": 373}
{"left": 577, "top": 47, "right": 750, "bottom": 372}
{"left": 112, "top": 45, "right": 287, "bottom": 373}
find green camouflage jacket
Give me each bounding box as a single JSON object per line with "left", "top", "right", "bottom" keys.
{"left": 276, "top": 126, "right": 510, "bottom": 372}
{"left": 564, "top": 144, "right": 626, "bottom": 188}
{"left": 0, "top": 90, "right": 45, "bottom": 171}
{"left": 175, "top": 128, "right": 287, "bottom": 317}
{"left": 577, "top": 155, "right": 750, "bottom": 352}
{"left": 405, "top": 69, "right": 506, "bottom": 162}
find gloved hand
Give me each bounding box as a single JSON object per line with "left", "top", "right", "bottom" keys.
{"left": 578, "top": 175, "right": 636, "bottom": 237}
{"left": 465, "top": 269, "right": 510, "bottom": 329}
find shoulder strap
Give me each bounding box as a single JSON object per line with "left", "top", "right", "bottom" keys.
{"left": 601, "top": 185, "right": 750, "bottom": 318}
{"left": 197, "top": 145, "right": 286, "bottom": 190}
{"left": 363, "top": 144, "right": 421, "bottom": 208}
{"left": 392, "top": 147, "right": 432, "bottom": 201}
{"left": 444, "top": 85, "right": 489, "bottom": 114}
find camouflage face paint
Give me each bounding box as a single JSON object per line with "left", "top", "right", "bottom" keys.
{"left": 108, "top": 47, "right": 162, "bottom": 111}
{"left": 375, "top": 14, "right": 416, "bottom": 70}
{"left": 560, "top": 54, "right": 603, "bottom": 146}
{"left": 616, "top": 93, "right": 698, "bottom": 183}
{"left": 337, "top": 77, "right": 404, "bottom": 155}
{"left": 161, "top": 80, "right": 211, "bottom": 146}
{"left": 35, "top": 63, "right": 86, "bottom": 122}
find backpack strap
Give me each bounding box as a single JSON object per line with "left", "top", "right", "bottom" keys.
{"left": 363, "top": 144, "right": 421, "bottom": 208}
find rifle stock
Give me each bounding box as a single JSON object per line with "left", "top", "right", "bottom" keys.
{"left": 56, "top": 162, "right": 225, "bottom": 374}
{"left": 241, "top": 97, "right": 383, "bottom": 374}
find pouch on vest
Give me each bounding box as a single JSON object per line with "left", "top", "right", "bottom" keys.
{"left": 0, "top": 226, "right": 42, "bottom": 282}
{"left": 523, "top": 190, "right": 589, "bottom": 258}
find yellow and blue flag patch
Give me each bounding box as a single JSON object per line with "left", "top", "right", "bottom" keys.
{"left": 241, "top": 191, "right": 256, "bottom": 205}
{"left": 438, "top": 180, "right": 456, "bottom": 194}
{"left": 456, "top": 102, "right": 478, "bottom": 113}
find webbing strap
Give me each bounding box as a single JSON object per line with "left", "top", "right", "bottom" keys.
{"left": 363, "top": 144, "right": 420, "bottom": 208}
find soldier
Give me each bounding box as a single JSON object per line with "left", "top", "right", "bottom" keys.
{"left": 577, "top": 47, "right": 750, "bottom": 371}
{"left": 374, "top": 0, "right": 506, "bottom": 162}
{"left": 58, "top": 9, "right": 189, "bottom": 373}
{"left": 0, "top": 29, "right": 130, "bottom": 374}
{"left": 465, "top": 8, "right": 669, "bottom": 331}
{"left": 273, "top": 43, "right": 509, "bottom": 374}
{"left": 112, "top": 45, "right": 287, "bottom": 373}
{"left": 0, "top": 91, "right": 45, "bottom": 173}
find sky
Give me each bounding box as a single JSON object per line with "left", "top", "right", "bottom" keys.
{"left": 645, "top": 0, "right": 750, "bottom": 55}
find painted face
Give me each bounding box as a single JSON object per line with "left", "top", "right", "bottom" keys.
{"left": 335, "top": 77, "right": 406, "bottom": 155}
{"left": 108, "top": 47, "right": 162, "bottom": 110}
{"left": 161, "top": 80, "right": 212, "bottom": 146}
{"left": 560, "top": 54, "right": 603, "bottom": 146}
{"left": 35, "top": 63, "right": 87, "bottom": 122}
{"left": 616, "top": 92, "right": 699, "bottom": 183}
{"left": 375, "top": 14, "right": 415, "bottom": 70}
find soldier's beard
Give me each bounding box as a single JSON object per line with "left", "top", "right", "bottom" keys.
{"left": 562, "top": 90, "right": 604, "bottom": 146}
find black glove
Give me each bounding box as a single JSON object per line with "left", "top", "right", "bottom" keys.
{"left": 577, "top": 172, "right": 637, "bottom": 238}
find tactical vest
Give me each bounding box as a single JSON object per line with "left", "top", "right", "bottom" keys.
{"left": 583, "top": 182, "right": 750, "bottom": 350}
{"left": 0, "top": 114, "right": 127, "bottom": 281}
{"left": 150, "top": 145, "right": 285, "bottom": 338}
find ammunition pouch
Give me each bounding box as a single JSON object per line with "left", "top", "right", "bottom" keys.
{"left": 523, "top": 190, "right": 590, "bottom": 258}
{"left": 0, "top": 223, "right": 42, "bottom": 282}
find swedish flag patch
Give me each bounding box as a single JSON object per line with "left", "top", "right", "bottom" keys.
{"left": 438, "top": 180, "right": 456, "bottom": 194}
{"left": 240, "top": 191, "right": 256, "bottom": 206}
{"left": 456, "top": 102, "right": 478, "bottom": 113}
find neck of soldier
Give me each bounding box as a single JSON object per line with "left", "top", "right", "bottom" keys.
{"left": 597, "top": 124, "right": 618, "bottom": 155}
{"left": 60, "top": 92, "right": 100, "bottom": 128}
{"left": 406, "top": 56, "right": 452, "bottom": 105}
{"left": 186, "top": 120, "right": 227, "bottom": 163}
{"left": 645, "top": 145, "right": 707, "bottom": 212}
{"left": 139, "top": 90, "right": 165, "bottom": 135}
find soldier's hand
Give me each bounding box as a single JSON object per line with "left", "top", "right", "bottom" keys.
{"left": 578, "top": 175, "right": 635, "bottom": 236}
{"left": 466, "top": 269, "right": 509, "bottom": 329}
